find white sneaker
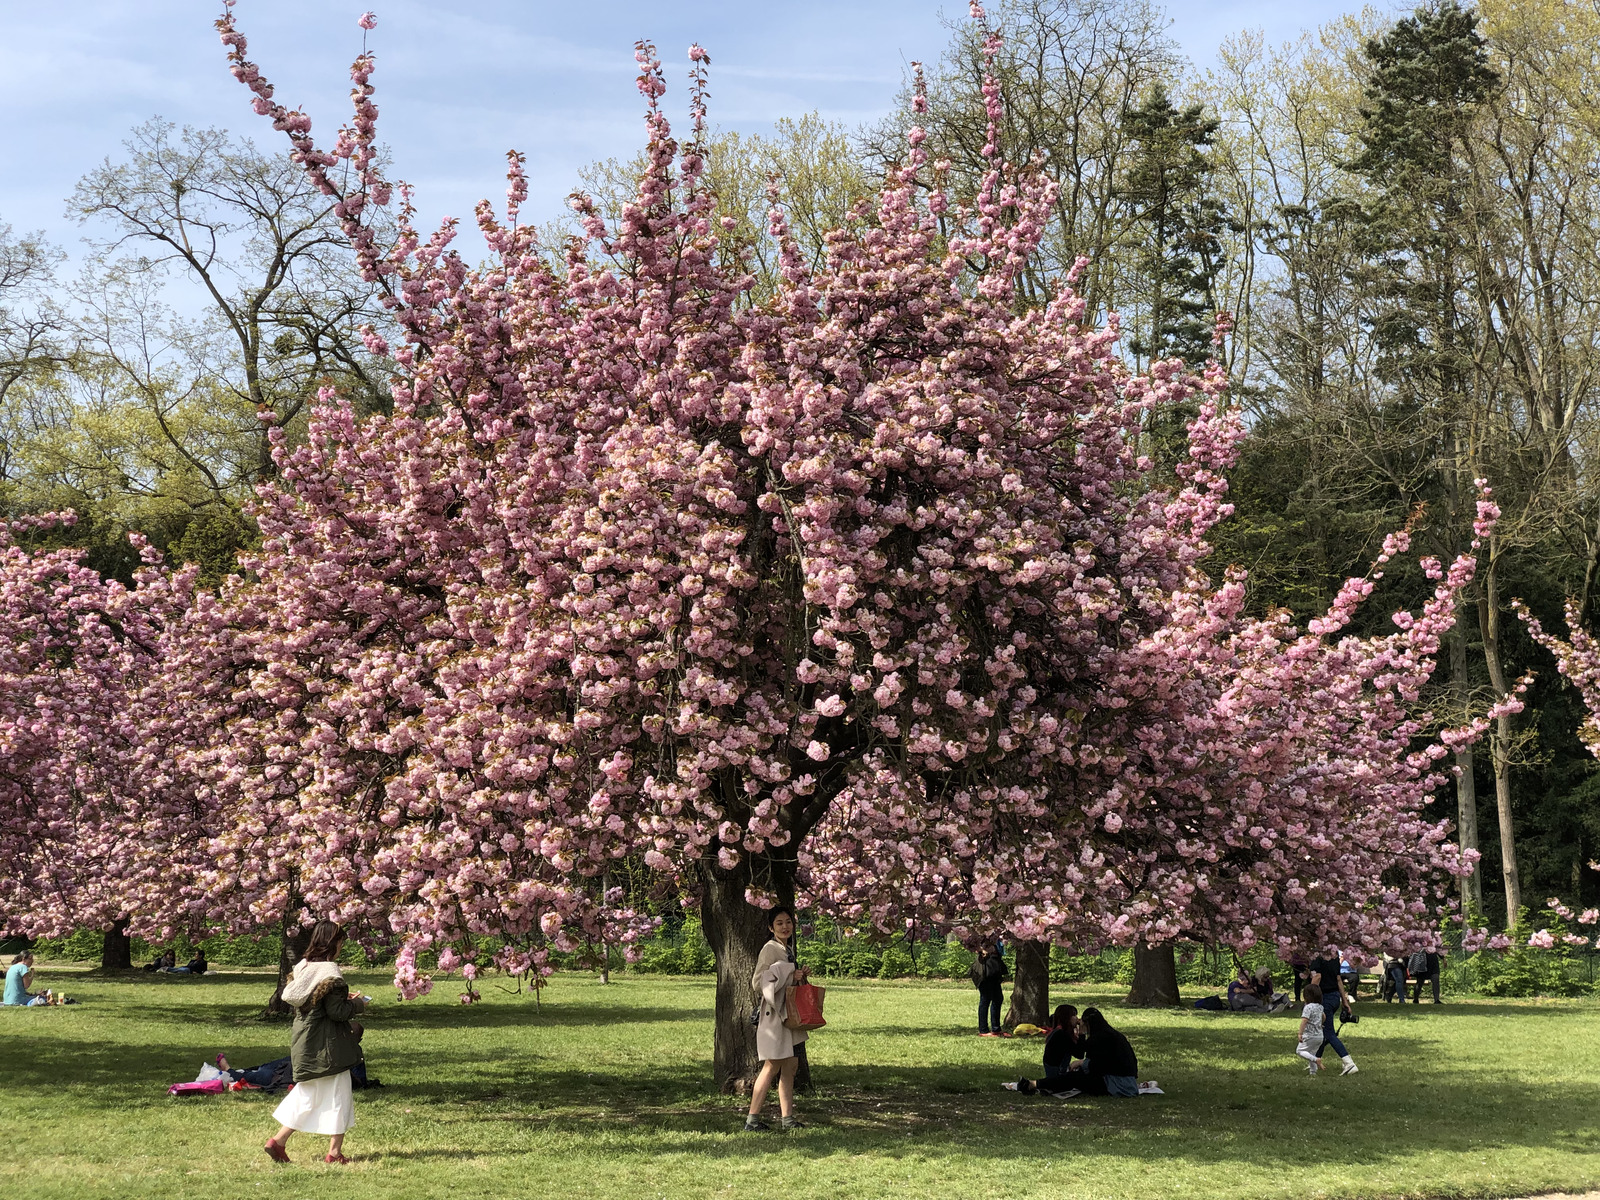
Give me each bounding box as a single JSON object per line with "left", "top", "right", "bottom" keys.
{"left": 1340, "top": 1060, "right": 1359, "bottom": 1076}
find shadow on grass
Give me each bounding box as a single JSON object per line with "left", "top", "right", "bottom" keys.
{"left": 8, "top": 1015, "right": 1596, "bottom": 1173}
{"left": 12, "top": 978, "right": 1599, "bottom": 1174}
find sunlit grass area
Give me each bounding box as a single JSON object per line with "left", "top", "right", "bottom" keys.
{"left": 6, "top": 965, "right": 1597, "bottom": 1200}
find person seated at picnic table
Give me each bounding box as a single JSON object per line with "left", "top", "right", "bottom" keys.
{"left": 1339, "top": 954, "right": 1362, "bottom": 999}
{"left": 1041, "top": 1005, "right": 1084, "bottom": 1079}
{"left": 1016, "top": 1008, "right": 1140, "bottom": 1097}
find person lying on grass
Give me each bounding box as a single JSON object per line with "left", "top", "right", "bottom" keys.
{"left": 1014, "top": 1008, "right": 1140, "bottom": 1096}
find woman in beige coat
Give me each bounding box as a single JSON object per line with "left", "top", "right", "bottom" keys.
{"left": 744, "top": 906, "right": 809, "bottom": 1132}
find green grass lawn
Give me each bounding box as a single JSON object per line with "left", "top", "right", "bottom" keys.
{"left": 5, "top": 964, "right": 1596, "bottom": 1200}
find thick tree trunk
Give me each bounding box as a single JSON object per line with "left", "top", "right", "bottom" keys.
{"left": 1478, "top": 555, "right": 1522, "bottom": 924}
{"left": 1126, "top": 942, "right": 1180, "bottom": 1007}
{"left": 100, "top": 918, "right": 132, "bottom": 970}
{"left": 265, "top": 904, "right": 313, "bottom": 1017}
{"left": 699, "top": 860, "right": 809, "bottom": 1093}
{"left": 1003, "top": 940, "right": 1050, "bottom": 1029}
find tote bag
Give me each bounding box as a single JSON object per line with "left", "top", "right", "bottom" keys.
{"left": 783, "top": 982, "right": 827, "bottom": 1031}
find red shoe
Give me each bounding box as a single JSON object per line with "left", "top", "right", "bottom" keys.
{"left": 264, "top": 1141, "right": 290, "bottom": 1164}
{"left": 324, "top": 1153, "right": 351, "bottom": 1165}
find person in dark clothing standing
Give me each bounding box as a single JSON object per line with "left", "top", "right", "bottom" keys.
{"left": 1041, "top": 1004, "right": 1083, "bottom": 1079}
{"left": 1408, "top": 949, "right": 1441, "bottom": 1004}
{"left": 1018, "top": 1007, "right": 1140, "bottom": 1096}
{"left": 1308, "top": 947, "right": 1358, "bottom": 1075}
{"left": 1289, "top": 951, "right": 1311, "bottom": 1003}
{"left": 1381, "top": 955, "right": 1408, "bottom": 1003}
{"left": 971, "top": 942, "right": 1007, "bottom": 1036}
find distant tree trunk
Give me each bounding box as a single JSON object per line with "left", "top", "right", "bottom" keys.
{"left": 1478, "top": 552, "right": 1522, "bottom": 923}
{"left": 699, "top": 859, "right": 810, "bottom": 1093}
{"left": 1448, "top": 624, "right": 1482, "bottom": 916}
{"left": 1127, "top": 942, "right": 1180, "bottom": 1007}
{"left": 265, "top": 898, "right": 311, "bottom": 1017}
{"left": 1004, "top": 941, "right": 1050, "bottom": 1028}
{"left": 101, "top": 918, "right": 132, "bottom": 970}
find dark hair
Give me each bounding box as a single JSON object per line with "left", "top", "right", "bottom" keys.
{"left": 303, "top": 921, "right": 345, "bottom": 963}
{"left": 1304, "top": 983, "right": 1323, "bottom": 1004}
{"left": 1080, "top": 1007, "right": 1112, "bottom": 1036}
{"left": 766, "top": 906, "right": 797, "bottom": 932}
{"left": 1050, "top": 1004, "right": 1078, "bottom": 1028}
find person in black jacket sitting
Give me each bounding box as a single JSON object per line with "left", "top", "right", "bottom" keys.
{"left": 1017, "top": 1008, "right": 1140, "bottom": 1097}
{"left": 1041, "top": 1005, "right": 1083, "bottom": 1079}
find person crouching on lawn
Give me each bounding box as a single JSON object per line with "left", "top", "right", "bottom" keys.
{"left": 264, "top": 921, "right": 369, "bottom": 1165}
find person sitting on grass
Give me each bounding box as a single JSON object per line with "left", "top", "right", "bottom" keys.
{"left": 1252, "top": 967, "right": 1291, "bottom": 1012}
{"left": 1015, "top": 1007, "right": 1140, "bottom": 1097}
{"left": 1041, "top": 1005, "right": 1083, "bottom": 1079}
{"left": 168, "top": 949, "right": 207, "bottom": 975}
{"left": 1228, "top": 966, "right": 1269, "bottom": 1013}
{"left": 4, "top": 951, "right": 54, "bottom": 1006}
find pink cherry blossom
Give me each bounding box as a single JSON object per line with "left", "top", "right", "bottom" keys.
{"left": 172, "top": 5, "right": 1504, "bottom": 1018}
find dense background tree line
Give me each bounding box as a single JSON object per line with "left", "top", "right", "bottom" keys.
{"left": 3, "top": 0, "right": 1597, "bottom": 933}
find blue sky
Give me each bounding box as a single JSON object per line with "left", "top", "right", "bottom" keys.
{"left": 0, "top": 1, "right": 1371, "bottom": 256}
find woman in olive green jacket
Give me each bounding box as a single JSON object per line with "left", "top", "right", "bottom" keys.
{"left": 264, "top": 922, "right": 369, "bottom": 1165}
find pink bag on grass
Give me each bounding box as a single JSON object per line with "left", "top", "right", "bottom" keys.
{"left": 167, "top": 1079, "right": 226, "bottom": 1096}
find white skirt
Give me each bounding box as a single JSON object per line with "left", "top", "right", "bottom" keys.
{"left": 272, "top": 1070, "right": 354, "bottom": 1135}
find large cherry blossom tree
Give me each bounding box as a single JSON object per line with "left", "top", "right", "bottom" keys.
{"left": 199, "top": 3, "right": 1238, "bottom": 1077}
{"left": 190, "top": 2, "right": 1495, "bottom": 1079}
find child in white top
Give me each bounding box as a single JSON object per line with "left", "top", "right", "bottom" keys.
{"left": 1296, "top": 983, "right": 1325, "bottom": 1074}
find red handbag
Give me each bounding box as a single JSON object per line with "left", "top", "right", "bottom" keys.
{"left": 784, "top": 982, "right": 827, "bottom": 1031}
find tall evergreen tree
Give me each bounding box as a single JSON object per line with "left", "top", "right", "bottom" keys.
{"left": 1344, "top": 2, "right": 1510, "bottom": 918}
{"left": 1118, "top": 87, "right": 1233, "bottom": 370}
